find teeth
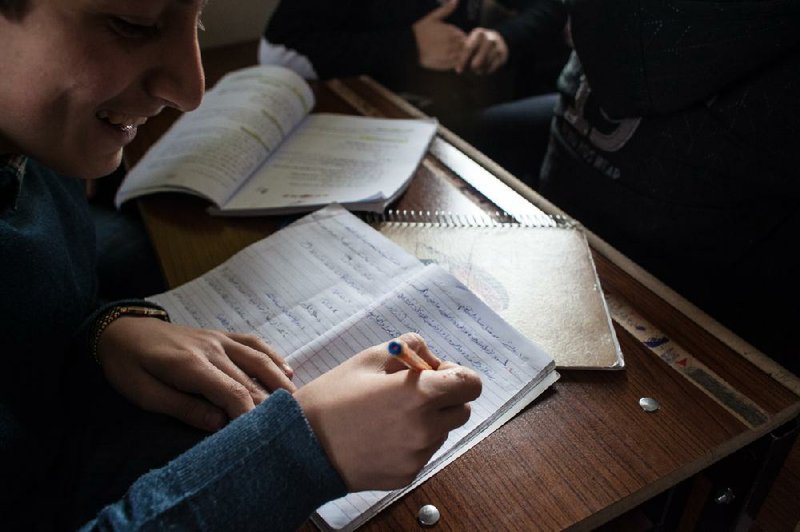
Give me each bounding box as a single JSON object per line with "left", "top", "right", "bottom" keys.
{"left": 97, "top": 110, "right": 147, "bottom": 127}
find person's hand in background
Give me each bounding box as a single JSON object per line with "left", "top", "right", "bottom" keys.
{"left": 412, "top": 0, "right": 468, "bottom": 71}
{"left": 456, "top": 27, "right": 509, "bottom": 75}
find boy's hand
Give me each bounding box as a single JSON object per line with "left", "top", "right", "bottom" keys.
{"left": 97, "top": 318, "right": 295, "bottom": 431}
{"left": 295, "top": 332, "right": 482, "bottom": 491}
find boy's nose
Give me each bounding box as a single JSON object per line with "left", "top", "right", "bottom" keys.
{"left": 145, "top": 26, "right": 205, "bottom": 112}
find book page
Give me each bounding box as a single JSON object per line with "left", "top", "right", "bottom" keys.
{"left": 116, "top": 65, "right": 314, "bottom": 208}
{"left": 222, "top": 114, "right": 437, "bottom": 214}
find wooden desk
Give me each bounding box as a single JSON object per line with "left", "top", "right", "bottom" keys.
{"left": 128, "top": 41, "right": 800, "bottom": 531}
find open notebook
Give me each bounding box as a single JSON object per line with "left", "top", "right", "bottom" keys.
{"left": 146, "top": 204, "right": 558, "bottom": 531}
{"left": 369, "top": 211, "right": 623, "bottom": 370}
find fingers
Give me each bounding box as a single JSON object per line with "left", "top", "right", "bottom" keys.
{"left": 423, "top": 0, "right": 459, "bottom": 22}
{"left": 457, "top": 29, "right": 508, "bottom": 75}
{"left": 178, "top": 331, "right": 295, "bottom": 413}
{"left": 293, "top": 332, "right": 483, "bottom": 492}
{"left": 229, "top": 332, "right": 293, "bottom": 377}
{"left": 166, "top": 329, "right": 296, "bottom": 417}
{"left": 383, "top": 334, "right": 440, "bottom": 372}
{"left": 146, "top": 353, "right": 257, "bottom": 420}
{"left": 456, "top": 30, "right": 481, "bottom": 74}
{"left": 380, "top": 333, "right": 481, "bottom": 408}
{"left": 226, "top": 333, "right": 297, "bottom": 393}
{"left": 470, "top": 36, "right": 493, "bottom": 74}
{"left": 397, "top": 332, "right": 441, "bottom": 369}
{"left": 434, "top": 402, "right": 473, "bottom": 432}
{"left": 207, "top": 351, "right": 270, "bottom": 404}
{"left": 187, "top": 362, "right": 259, "bottom": 419}
{"left": 99, "top": 318, "right": 295, "bottom": 429}
{"left": 128, "top": 372, "right": 228, "bottom": 432}
{"left": 413, "top": 10, "right": 466, "bottom": 70}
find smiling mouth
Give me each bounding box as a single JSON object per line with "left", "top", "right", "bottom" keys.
{"left": 96, "top": 110, "right": 148, "bottom": 131}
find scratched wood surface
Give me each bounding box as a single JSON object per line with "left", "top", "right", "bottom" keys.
{"left": 127, "top": 41, "right": 800, "bottom": 531}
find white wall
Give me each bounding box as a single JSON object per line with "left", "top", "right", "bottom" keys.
{"left": 199, "top": 0, "right": 280, "bottom": 49}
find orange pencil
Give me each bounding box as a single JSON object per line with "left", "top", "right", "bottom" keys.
{"left": 387, "top": 340, "right": 433, "bottom": 371}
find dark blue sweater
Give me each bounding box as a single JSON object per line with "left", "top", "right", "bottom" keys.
{"left": 0, "top": 157, "right": 346, "bottom": 530}
{"left": 0, "top": 157, "right": 97, "bottom": 527}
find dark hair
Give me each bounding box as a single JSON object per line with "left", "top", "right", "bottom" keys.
{"left": 0, "top": 0, "right": 28, "bottom": 18}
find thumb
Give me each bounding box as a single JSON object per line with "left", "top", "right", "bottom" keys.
{"left": 423, "top": 0, "right": 459, "bottom": 21}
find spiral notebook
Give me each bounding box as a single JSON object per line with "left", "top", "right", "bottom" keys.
{"left": 368, "top": 211, "right": 623, "bottom": 370}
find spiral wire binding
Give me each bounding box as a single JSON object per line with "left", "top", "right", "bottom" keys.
{"left": 363, "top": 209, "right": 577, "bottom": 229}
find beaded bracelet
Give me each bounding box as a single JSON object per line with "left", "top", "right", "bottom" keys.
{"left": 91, "top": 305, "right": 170, "bottom": 364}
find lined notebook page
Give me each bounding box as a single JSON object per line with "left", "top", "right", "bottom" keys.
{"left": 293, "top": 264, "right": 557, "bottom": 531}
{"left": 148, "top": 205, "right": 556, "bottom": 531}
{"left": 149, "top": 205, "right": 422, "bottom": 355}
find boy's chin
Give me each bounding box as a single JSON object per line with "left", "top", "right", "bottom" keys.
{"left": 61, "top": 151, "right": 123, "bottom": 180}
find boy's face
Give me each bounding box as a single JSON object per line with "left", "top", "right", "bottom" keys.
{"left": 0, "top": 0, "right": 206, "bottom": 178}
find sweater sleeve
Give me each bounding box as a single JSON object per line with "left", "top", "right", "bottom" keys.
{"left": 81, "top": 390, "right": 348, "bottom": 531}
{"left": 264, "top": 0, "right": 420, "bottom": 85}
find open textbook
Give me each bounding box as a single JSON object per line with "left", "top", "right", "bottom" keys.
{"left": 147, "top": 204, "right": 558, "bottom": 531}
{"left": 115, "top": 65, "right": 438, "bottom": 215}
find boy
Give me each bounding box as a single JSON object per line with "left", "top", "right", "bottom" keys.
{"left": 0, "top": 1, "right": 481, "bottom": 529}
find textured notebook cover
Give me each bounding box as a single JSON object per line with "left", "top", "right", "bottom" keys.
{"left": 372, "top": 214, "right": 623, "bottom": 369}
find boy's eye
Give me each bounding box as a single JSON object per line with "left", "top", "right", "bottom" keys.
{"left": 109, "top": 17, "right": 160, "bottom": 39}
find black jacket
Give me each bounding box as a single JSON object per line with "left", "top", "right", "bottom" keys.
{"left": 540, "top": 0, "right": 800, "bottom": 372}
